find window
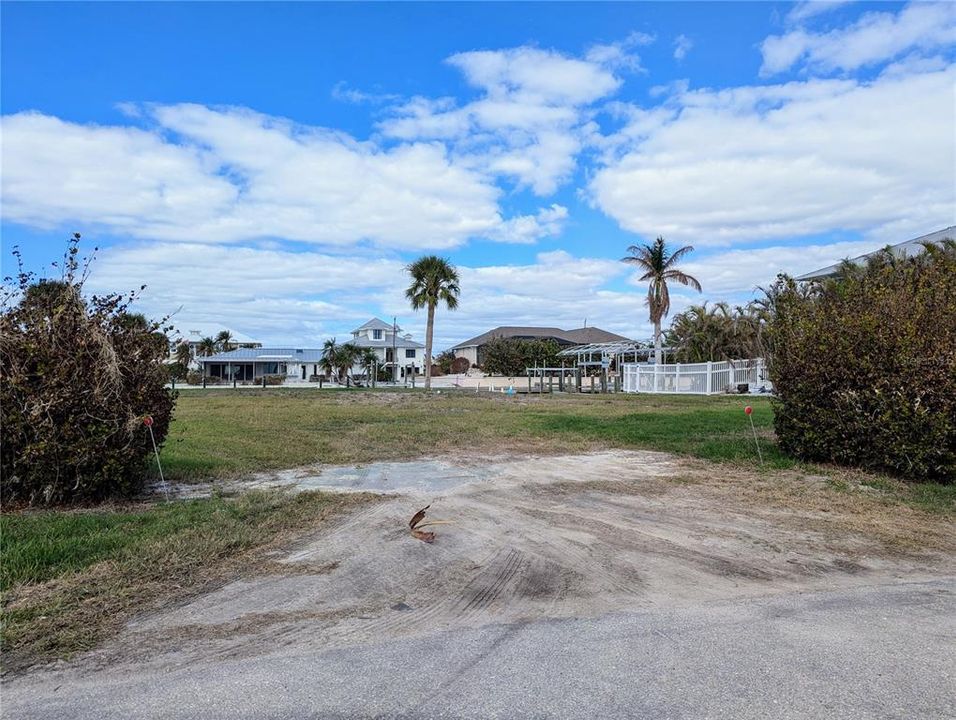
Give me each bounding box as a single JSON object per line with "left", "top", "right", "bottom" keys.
{"left": 373, "top": 329, "right": 383, "bottom": 340}
{"left": 405, "top": 349, "right": 416, "bottom": 358}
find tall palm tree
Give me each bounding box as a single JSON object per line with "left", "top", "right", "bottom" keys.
{"left": 196, "top": 336, "right": 218, "bottom": 357}
{"left": 215, "top": 330, "right": 234, "bottom": 352}
{"left": 622, "top": 237, "right": 702, "bottom": 364}
{"left": 321, "top": 339, "right": 339, "bottom": 381}
{"left": 405, "top": 255, "right": 460, "bottom": 390}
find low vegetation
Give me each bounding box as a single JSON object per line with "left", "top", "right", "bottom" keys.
{"left": 161, "top": 390, "right": 787, "bottom": 478}
{"left": 769, "top": 241, "right": 956, "bottom": 482}
{"left": 1, "top": 489, "right": 376, "bottom": 673}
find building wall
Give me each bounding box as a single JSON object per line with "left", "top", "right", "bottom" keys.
{"left": 454, "top": 346, "right": 478, "bottom": 367}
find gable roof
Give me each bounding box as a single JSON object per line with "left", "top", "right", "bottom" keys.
{"left": 796, "top": 226, "right": 955, "bottom": 281}
{"left": 351, "top": 317, "right": 394, "bottom": 333}
{"left": 451, "top": 325, "right": 631, "bottom": 350}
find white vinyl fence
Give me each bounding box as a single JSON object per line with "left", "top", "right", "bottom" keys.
{"left": 622, "top": 359, "right": 770, "bottom": 395}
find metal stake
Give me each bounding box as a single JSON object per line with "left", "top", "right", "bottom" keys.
{"left": 145, "top": 417, "right": 170, "bottom": 500}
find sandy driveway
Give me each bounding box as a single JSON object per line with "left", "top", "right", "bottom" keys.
{"left": 5, "top": 451, "right": 955, "bottom": 718}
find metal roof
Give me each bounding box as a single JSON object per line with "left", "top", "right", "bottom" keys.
{"left": 557, "top": 341, "right": 653, "bottom": 357}
{"left": 198, "top": 347, "right": 326, "bottom": 363}
{"left": 796, "top": 226, "right": 955, "bottom": 281}
{"left": 350, "top": 336, "right": 424, "bottom": 349}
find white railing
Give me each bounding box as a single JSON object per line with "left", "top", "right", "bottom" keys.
{"left": 622, "top": 359, "right": 770, "bottom": 395}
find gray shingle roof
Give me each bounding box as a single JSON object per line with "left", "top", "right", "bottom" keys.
{"left": 451, "top": 325, "right": 631, "bottom": 349}
{"left": 796, "top": 226, "right": 955, "bottom": 280}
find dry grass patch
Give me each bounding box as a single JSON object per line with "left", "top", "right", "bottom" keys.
{"left": 1, "top": 489, "right": 378, "bottom": 674}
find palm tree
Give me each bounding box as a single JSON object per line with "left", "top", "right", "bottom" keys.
{"left": 174, "top": 341, "right": 193, "bottom": 368}
{"left": 215, "top": 330, "right": 233, "bottom": 352}
{"left": 360, "top": 347, "right": 379, "bottom": 382}
{"left": 405, "top": 256, "right": 460, "bottom": 390}
{"left": 196, "top": 336, "right": 217, "bottom": 357}
{"left": 321, "top": 339, "right": 339, "bottom": 382}
{"left": 622, "top": 237, "right": 702, "bottom": 364}
{"left": 337, "top": 342, "right": 360, "bottom": 386}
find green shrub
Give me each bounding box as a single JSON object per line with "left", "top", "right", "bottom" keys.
{"left": 166, "top": 362, "right": 188, "bottom": 381}
{"left": 768, "top": 241, "right": 956, "bottom": 482}
{"left": 1, "top": 235, "right": 177, "bottom": 505}
{"left": 186, "top": 370, "right": 204, "bottom": 385}
{"left": 481, "top": 338, "right": 561, "bottom": 376}
{"left": 263, "top": 374, "right": 285, "bottom": 386}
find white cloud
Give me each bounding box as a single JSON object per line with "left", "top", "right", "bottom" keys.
{"left": 673, "top": 34, "right": 693, "bottom": 61}
{"left": 785, "top": 1, "right": 853, "bottom": 25}
{"left": 674, "top": 239, "right": 880, "bottom": 298}
{"left": 86, "top": 241, "right": 658, "bottom": 349}
{"left": 589, "top": 63, "right": 956, "bottom": 246}
{"left": 0, "top": 105, "right": 564, "bottom": 251}
{"left": 586, "top": 31, "right": 656, "bottom": 72}
{"left": 761, "top": 2, "right": 956, "bottom": 75}
{"left": 379, "top": 45, "right": 624, "bottom": 195}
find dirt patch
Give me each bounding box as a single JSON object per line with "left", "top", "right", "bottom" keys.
{"left": 68, "top": 450, "right": 954, "bottom": 675}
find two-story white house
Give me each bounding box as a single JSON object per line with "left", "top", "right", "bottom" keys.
{"left": 348, "top": 318, "right": 425, "bottom": 381}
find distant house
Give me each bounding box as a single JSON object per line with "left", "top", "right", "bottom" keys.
{"left": 796, "top": 226, "right": 955, "bottom": 281}
{"left": 195, "top": 318, "right": 424, "bottom": 383}
{"left": 347, "top": 318, "right": 425, "bottom": 380}
{"left": 450, "top": 325, "right": 631, "bottom": 368}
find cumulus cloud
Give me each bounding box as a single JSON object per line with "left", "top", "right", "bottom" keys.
{"left": 761, "top": 2, "right": 956, "bottom": 75}
{"left": 0, "top": 104, "right": 564, "bottom": 250}
{"left": 379, "top": 45, "right": 625, "bottom": 195}
{"left": 86, "top": 242, "right": 648, "bottom": 348}
{"left": 589, "top": 62, "right": 956, "bottom": 246}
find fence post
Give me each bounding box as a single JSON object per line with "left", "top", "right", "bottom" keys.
{"left": 706, "top": 361, "right": 712, "bottom": 395}
{"left": 528, "top": 374, "right": 532, "bottom": 394}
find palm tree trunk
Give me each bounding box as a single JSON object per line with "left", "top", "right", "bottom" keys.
{"left": 424, "top": 302, "right": 435, "bottom": 390}
{"left": 654, "top": 320, "right": 663, "bottom": 365}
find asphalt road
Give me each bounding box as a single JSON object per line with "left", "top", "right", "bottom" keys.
{"left": 5, "top": 578, "right": 954, "bottom": 720}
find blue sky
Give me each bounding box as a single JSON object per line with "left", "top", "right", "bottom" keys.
{"left": 2, "top": 1, "right": 954, "bottom": 348}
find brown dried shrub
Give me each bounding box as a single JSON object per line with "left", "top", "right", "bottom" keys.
{"left": 1, "top": 235, "right": 176, "bottom": 505}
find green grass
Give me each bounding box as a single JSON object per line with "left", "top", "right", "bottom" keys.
{"left": 160, "top": 389, "right": 784, "bottom": 480}
{"left": 1, "top": 490, "right": 375, "bottom": 672}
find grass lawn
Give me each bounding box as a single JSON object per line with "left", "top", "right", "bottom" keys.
{"left": 162, "top": 389, "right": 789, "bottom": 479}
{"left": 1, "top": 490, "right": 376, "bottom": 673}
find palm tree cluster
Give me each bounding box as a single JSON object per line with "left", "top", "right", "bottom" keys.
{"left": 320, "top": 339, "right": 379, "bottom": 385}
{"left": 666, "top": 301, "right": 769, "bottom": 363}
{"left": 621, "top": 237, "right": 702, "bottom": 364}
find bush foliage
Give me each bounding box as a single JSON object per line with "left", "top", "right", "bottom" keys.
{"left": 768, "top": 241, "right": 956, "bottom": 482}
{"left": 1, "top": 235, "right": 176, "bottom": 505}
{"left": 481, "top": 337, "right": 562, "bottom": 376}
